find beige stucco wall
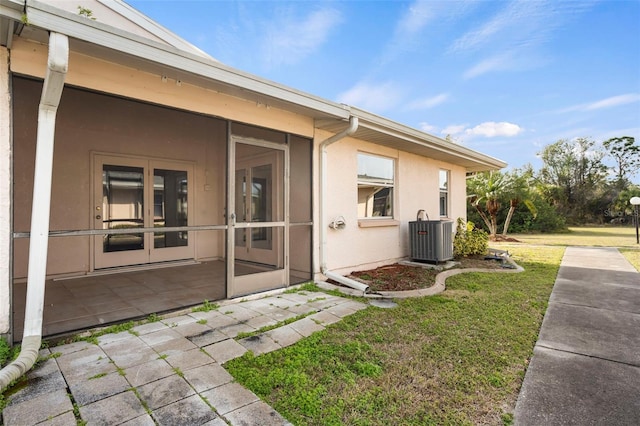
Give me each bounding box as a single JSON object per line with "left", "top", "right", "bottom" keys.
{"left": 0, "top": 47, "right": 11, "bottom": 333}
{"left": 316, "top": 134, "right": 467, "bottom": 276}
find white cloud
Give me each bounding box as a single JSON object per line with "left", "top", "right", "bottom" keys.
{"left": 262, "top": 8, "right": 342, "bottom": 67}
{"left": 441, "top": 124, "right": 467, "bottom": 136}
{"left": 450, "top": 1, "right": 588, "bottom": 53}
{"left": 441, "top": 122, "right": 523, "bottom": 138}
{"left": 419, "top": 122, "right": 438, "bottom": 133}
{"left": 558, "top": 93, "right": 640, "bottom": 113}
{"left": 585, "top": 94, "right": 640, "bottom": 110}
{"left": 397, "top": 0, "right": 434, "bottom": 36}
{"left": 463, "top": 54, "right": 513, "bottom": 79}
{"left": 336, "top": 81, "right": 405, "bottom": 112}
{"left": 407, "top": 93, "right": 450, "bottom": 110}
{"left": 451, "top": 1, "right": 593, "bottom": 79}
{"left": 466, "top": 121, "right": 523, "bottom": 137}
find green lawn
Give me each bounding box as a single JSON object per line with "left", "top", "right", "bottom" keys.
{"left": 225, "top": 246, "right": 564, "bottom": 425}
{"left": 507, "top": 226, "right": 639, "bottom": 248}
{"left": 503, "top": 226, "right": 639, "bottom": 272}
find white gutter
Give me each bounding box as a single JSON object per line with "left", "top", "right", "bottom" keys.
{"left": 318, "top": 116, "right": 369, "bottom": 294}
{"left": 0, "top": 32, "right": 68, "bottom": 390}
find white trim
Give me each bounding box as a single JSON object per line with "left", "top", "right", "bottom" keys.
{"left": 0, "top": 46, "right": 11, "bottom": 334}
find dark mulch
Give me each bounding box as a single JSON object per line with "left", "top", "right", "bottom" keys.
{"left": 348, "top": 255, "right": 507, "bottom": 292}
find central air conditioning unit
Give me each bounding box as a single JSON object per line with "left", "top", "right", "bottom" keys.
{"left": 409, "top": 220, "right": 454, "bottom": 263}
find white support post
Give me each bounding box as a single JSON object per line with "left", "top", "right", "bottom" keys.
{"left": 0, "top": 47, "right": 11, "bottom": 335}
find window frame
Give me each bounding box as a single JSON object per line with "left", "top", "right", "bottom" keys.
{"left": 357, "top": 152, "right": 396, "bottom": 221}
{"left": 439, "top": 169, "right": 450, "bottom": 218}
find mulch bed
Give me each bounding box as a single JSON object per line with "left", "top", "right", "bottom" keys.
{"left": 346, "top": 255, "right": 507, "bottom": 292}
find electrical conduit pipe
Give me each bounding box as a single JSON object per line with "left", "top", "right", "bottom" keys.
{"left": 0, "top": 32, "right": 68, "bottom": 390}
{"left": 318, "top": 116, "right": 369, "bottom": 294}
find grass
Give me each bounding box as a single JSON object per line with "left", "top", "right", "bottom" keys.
{"left": 503, "top": 226, "right": 640, "bottom": 272}
{"left": 508, "top": 226, "right": 640, "bottom": 248}
{"left": 192, "top": 300, "right": 219, "bottom": 313}
{"left": 620, "top": 248, "right": 640, "bottom": 271}
{"left": 225, "top": 245, "right": 564, "bottom": 425}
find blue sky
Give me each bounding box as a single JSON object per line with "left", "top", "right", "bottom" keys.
{"left": 128, "top": 0, "right": 640, "bottom": 178}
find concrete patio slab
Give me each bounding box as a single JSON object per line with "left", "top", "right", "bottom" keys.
{"left": 100, "top": 336, "right": 159, "bottom": 369}
{"left": 225, "top": 400, "right": 294, "bottom": 426}
{"left": 238, "top": 333, "right": 282, "bottom": 355}
{"left": 265, "top": 324, "right": 304, "bottom": 348}
{"left": 182, "top": 363, "right": 234, "bottom": 393}
{"left": 172, "top": 321, "right": 213, "bottom": 338}
{"left": 137, "top": 375, "right": 195, "bottom": 410}
{"left": 164, "top": 348, "right": 215, "bottom": 371}
{"left": 123, "top": 358, "right": 175, "bottom": 387}
{"left": 56, "top": 345, "right": 115, "bottom": 383}
{"left": 186, "top": 328, "right": 228, "bottom": 347}
{"left": 79, "top": 390, "right": 147, "bottom": 424}
{"left": 152, "top": 394, "right": 219, "bottom": 425}
{"left": 203, "top": 338, "right": 248, "bottom": 364}
{"left": 3, "top": 288, "right": 371, "bottom": 425}
{"left": 218, "top": 322, "right": 256, "bottom": 339}
{"left": 68, "top": 370, "right": 130, "bottom": 406}
{"left": 4, "top": 357, "right": 66, "bottom": 405}
{"left": 308, "top": 309, "right": 342, "bottom": 325}
{"left": 289, "top": 316, "right": 325, "bottom": 337}
{"left": 2, "top": 389, "right": 73, "bottom": 425}
{"left": 200, "top": 382, "right": 259, "bottom": 415}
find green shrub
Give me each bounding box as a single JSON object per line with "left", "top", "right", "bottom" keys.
{"left": 453, "top": 218, "right": 488, "bottom": 257}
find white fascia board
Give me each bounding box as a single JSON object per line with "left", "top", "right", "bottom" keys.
{"left": 352, "top": 106, "right": 507, "bottom": 170}
{"left": 0, "top": 0, "right": 24, "bottom": 20}
{"left": 96, "top": 0, "right": 214, "bottom": 60}
{"left": 23, "top": 0, "right": 350, "bottom": 120}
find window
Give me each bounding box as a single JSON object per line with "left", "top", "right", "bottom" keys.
{"left": 439, "top": 169, "right": 449, "bottom": 217}
{"left": 358, "top": 153, "right": 394, "bottom": 218}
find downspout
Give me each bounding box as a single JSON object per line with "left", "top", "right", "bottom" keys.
{"left": 318, "top": 116, "right": 369, "bottom": 294}
{"left": 0, "top": 32, "right": 68, "bottom": 390}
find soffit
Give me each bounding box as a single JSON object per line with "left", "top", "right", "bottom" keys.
{"left": 316, "top": 109, "right": 507, "bottom": 173}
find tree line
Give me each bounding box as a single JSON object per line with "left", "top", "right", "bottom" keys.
{"left": 467, "top": 136, "right": 640, "bottom": 238}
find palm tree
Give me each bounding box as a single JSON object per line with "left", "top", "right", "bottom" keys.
{"left": 501, "top": 169, "right": 537, "bottom": 237}
{"left": 467, "top": 171, "right": 506, "bottom": 239}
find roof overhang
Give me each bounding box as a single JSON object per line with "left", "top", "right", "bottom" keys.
{"left": 2, "top": 0, "right": 506, "bottom": 172}
{"left": 3, "top": 0, "right": 350, "bottom": 121}
{"left": 0, "top": 0, "right": 23, "bottom": 47}
{"left": 317, "top": 108, "right": 507, "bottom": 173}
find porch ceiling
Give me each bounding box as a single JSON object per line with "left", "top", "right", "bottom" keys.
{"left": 316, "top": 108, "right": 507, "bottom": 173}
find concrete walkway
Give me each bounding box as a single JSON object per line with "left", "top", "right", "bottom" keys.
{"left": 515, "top": 247, "right": 640, "bottom": 425}
{"left": 2, "top": 289, "right": 368, "bottom": 425}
